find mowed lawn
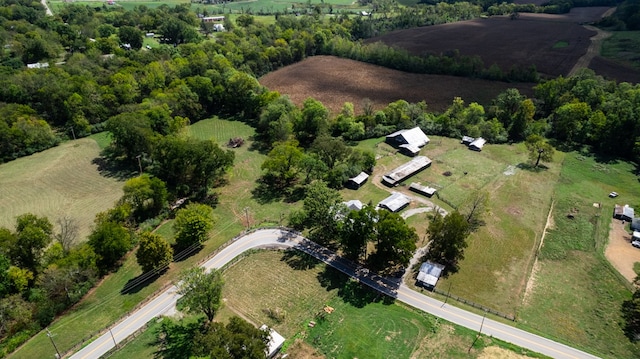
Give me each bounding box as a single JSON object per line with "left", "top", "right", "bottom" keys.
{"left": 517, "top": 153, "right": 640, "bottom": 359}
{"left": 0, "top": 136, "right": 126, "bottom": 240}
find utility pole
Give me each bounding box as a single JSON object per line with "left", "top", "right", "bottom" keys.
{"left": 136, "top": 154, "right": 143, "bottom": 175}
{"left": 468, "top": 310, "right": 487, "bottom": 353}
{"left": 46, "top": 328, "right": 61, "bottom": 359}
{"left": 441, "top": 282, "right": 452, "bottom": 308}
{"left": 109, "top": 328, "right": 118, "bottom": 348}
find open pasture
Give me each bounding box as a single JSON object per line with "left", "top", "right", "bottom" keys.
{"left": 259, "top": 56, "right": 535, "bottom": 115}
{"left": 0, "top": 137, "right": 125, "bottom": 240}
{"left": 367, "top": 15, "right": 598, "bottom": 78}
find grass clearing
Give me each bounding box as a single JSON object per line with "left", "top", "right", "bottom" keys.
{"left": 0, "top": 137, "right": 126, "bottom": 241}
{"left": 601, "top": 30, "right": 640, "bottom": 70}
{"left": 112, "top": 250, "right": 546, "bottom": 358}
{"left": 517, "top": 153, "right": 640, "bottom": 358}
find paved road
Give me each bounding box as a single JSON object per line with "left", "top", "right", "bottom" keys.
{"left": 69, "top": 228, "right": 600, "bottom": 359}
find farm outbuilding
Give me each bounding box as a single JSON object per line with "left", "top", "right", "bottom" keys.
{"left": 409, "top": 182, "right": 437, "bottom": 197}
{"left": 382, "top": 156, "right": 432, "bottom": 186}
{"left": 347, "top": 172, "right": 369, "bottom": 189}
{"left": 385, "top": 127, "right": 430, "bottom": 150}
{"left": 468, "top": 137, "right": 487, "bottom": 151}
{"left": 416, "top": 261, "right": 445, "bottom": 289}
{"left": 378, "top": 192, "right": 411, "bottom": 212}
{"left": 344, "top": 199, "right": 364, "bottom": 211}
{"left": 461, "top": 136, "right": 475, "bottom": 145}
{"left": 399, "top": 144, "right": 421, "bottom": 157}
{"left": 260, "top": 325, "right": 285, "bottom": 358}
{"left": 614, "top": 204, "right": 635, "bottom": 222}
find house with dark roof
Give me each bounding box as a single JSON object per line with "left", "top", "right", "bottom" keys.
{"left": 346, "top": 172, "right": 369, "bottom": 189}
{"left": 378, "top": 192, "right": 411, "bottom": 212}
{"left": 385, "top": 127, "right": 430, "bottom": 156}
{"left": 416, "top": 261, "right": 445, "bottom": 289}
{"left": 382, "top": 156, "right": 432, "bottom": 187}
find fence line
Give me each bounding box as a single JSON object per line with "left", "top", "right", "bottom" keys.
{"left": 432, "top": 287, "right": 515, "bottom": 322}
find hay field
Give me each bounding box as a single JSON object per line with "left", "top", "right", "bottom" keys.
{"left": 0, "top": 137, "right": 125, "bottom": 240}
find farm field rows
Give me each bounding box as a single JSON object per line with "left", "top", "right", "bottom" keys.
{"left": 259, "top": 56, "right": 536, "bottom": 114}
{"left": 0, "top": 136, "right": 126, "bottom": 240}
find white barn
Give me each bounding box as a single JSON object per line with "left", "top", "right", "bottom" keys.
{"left": 386, "top": 127, "right": 430, "bottom": 150}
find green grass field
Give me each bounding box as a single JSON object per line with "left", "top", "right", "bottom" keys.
{"left": 601, "top": 31, "right": 640, "bottom": 70}
{"left": 109, "top": 250, "right": 546, "bottom": 358}
{"left": 0, "top": 136, "right": 126, "bottom": 240}
{"left": 516, "top": 153, "right": 640, "bottom": 359}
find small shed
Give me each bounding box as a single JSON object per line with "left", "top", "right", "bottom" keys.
{"left": 469, "top": 137, "right": 487, "bottom": 151}
{"left": 399, "top": 144, "right": 421, "bottom": 157}
{"left": 409, "top": 182, "right": 437, "bottom": 197}
{"left": 344, "top": 199, "right": 364, "bottom": 211}
{"left": 461, "top": 136, "right": 475, "bottom": 145}
{"left": 347, "top": 172, "right": 369, "bottom": 189}
{"left": 416, "top": 261, "right": 445, "bottom": 289}
{"left": 260, "top": 325, "right": 285, "bottom": 358}
{"left": 378, "top": 192, "right": 411, "bottom": 212}
{"left": 614, "top": 204, "right": 635, "bottom": 222}
{"left": 382, "top": 156, "right": 432, "bottom": 186}
{"left": 385, "top": 127, "right": 430, "bottom": 149}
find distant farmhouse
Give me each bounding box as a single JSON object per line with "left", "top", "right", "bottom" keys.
{"left": 346, "top": 172, "right": 369, "bottom": 190}
{"left": 614, "top": 204, "right": 635, "bottom": 222}
{"left": 461, "top": 136, "right": 487, "bottom": 151}
{"left": 378, "top": 192, "right": 411, "bottom": 212}
{"left": 382, "top": 156, "right": 432, "bottom": 187}
{"left": 416, "top": 261, "right": 445, "bottom": 289}
{"left": 386, "top": 127, "right": 430, "bottom": 157}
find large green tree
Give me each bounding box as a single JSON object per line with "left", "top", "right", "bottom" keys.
{"left": 121, "top": 174, "right": 167, "bottom": 221}
{"left": 368, "top": 211, "right": 418, "bottom": 271}
{"left": 525, "top": 134, "right": 555, "bottom": 168}
{"left": 176, "top": 267, "right": 223, "bottom": 322}
{"left": 424, "top": 211, "right": 470, "bottom": 277}
{"left": 300, "top": 181, "right": 344, "bottom": 245}
{"left": 88, "top": 220, "right": 132, "bottom": 273}
{"left": 9, "top": 214, "right": 53, "bottom": 276}
{"left": 136, "top": 232, "right": 173, "bottom": 273}
{"left": 173, "top": 203, "right": 214, "bottom": 251}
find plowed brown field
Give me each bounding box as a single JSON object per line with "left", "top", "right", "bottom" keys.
{"left": 259, "top": 56, "right": 535, "bottom": 114}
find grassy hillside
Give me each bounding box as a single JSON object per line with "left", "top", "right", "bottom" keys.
{"left": 0, "top": 135, "right": 126, "bottom": 240}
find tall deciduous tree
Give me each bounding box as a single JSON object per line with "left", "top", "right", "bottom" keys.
{"left": 525, "top": 134, "right": 555, "bottom": 168}
{"left": 117, "top": 25, "right": 143, "bottom": 49}
{"left": 260, "top": 140, "right": 304, "bottom": 189}
{"left": 424, "top": 211, "right": 470, "bottom": 276}
{"left": 173, "top": 203, "right": 214, "bottom": 251}
{"left": 136, "top": 232, "right": 173, "bottom": 273}
{"left": 55, "top": 216, "right": 79, "bottom": 253}
{"left": 368, "top": 211, "right": 418, "bottom": 271}
{"left": 341, "top": 205, "right": 377, "bottom": 261}
{"left": 176, "top": 267, "right": 223, "bottom": 322}
{"left": 459, "top": 191, "right": 488, "bottom": 232}
{"left": 88, "top": 220, "right": 132, "bottom": 273}
{"left": 121, "top": 174, "right": 167, "bottom": 221}
{"left": 301, "top": 181, "right": 343, "bottom": 245}
{"left": 10, "top": 213, "right": 53, "bottom": 275}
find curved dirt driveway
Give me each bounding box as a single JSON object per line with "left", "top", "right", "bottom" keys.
{"left": 568, "top": 8, "right": 616, "bottom": 76}
{"left": 605, "top": 220, "right": 640, "bottom": 282}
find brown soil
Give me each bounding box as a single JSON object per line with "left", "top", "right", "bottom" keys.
{"left": 589, "top": 56, "right": 640, "bottom": 84}
{"left": 367, "top": 15, "right": 598, "bottom": 78}
{"left": 605, "top": 220, "right": 640, "bottom": 283}
{"left": 259, "top": 56, "right": 535, "bottom": 114}
{"left": 477, "top": 346, "right": 532, "bottom": 359}
{"left": 286, "top": 339, "right": 325, "bottom": 359}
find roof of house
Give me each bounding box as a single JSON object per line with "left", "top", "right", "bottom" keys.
{"left": 344, "top": 199, "right": 364, "bottom": 211}
{"left": 469, "top": 137, "right": 487, "bottom": 150}
{"left": 382, "top": 156, "right": 432, "bottom": 186}
{"left": 409, "top": 182, "right": 437, "bottom": 196}
{"left": 349, "top": 171, "right": 369, "bottom": 185}
{"left": 386, "top": 127, "right": 430, "bottom": 148}
{"left": 378, "top": 192, "right": 410, "bottom": 212}
{"left": 260, "top": 325, "right": 285, "bottom": 358}
{"left": 417, "top": 261, "right": 445, "bottom": 287}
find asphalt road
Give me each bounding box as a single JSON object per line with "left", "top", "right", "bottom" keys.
{"left": 69, "top": 228, "right": 600, "bottom": 359}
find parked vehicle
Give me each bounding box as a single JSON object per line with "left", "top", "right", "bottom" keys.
{"left": 632, "top": 240, "right": 640, "bottom": 248}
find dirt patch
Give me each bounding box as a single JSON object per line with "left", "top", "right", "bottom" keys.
{"left": 367, "top": 16, "right": 596, "bottom": 78}
{"left": 259, "top": 56, "right": 535, "bottom": 114}
{"left": 589, "top": 56, "right": 640, "bottom": 84}
{"left": 605, "top": 220, "right": 640, "bottom": 282}
{"left": 286, "top": 339, "right": 325, "bottom": 359}
{"left": 477, "top": 346, "right": 532, "bottom": 359}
